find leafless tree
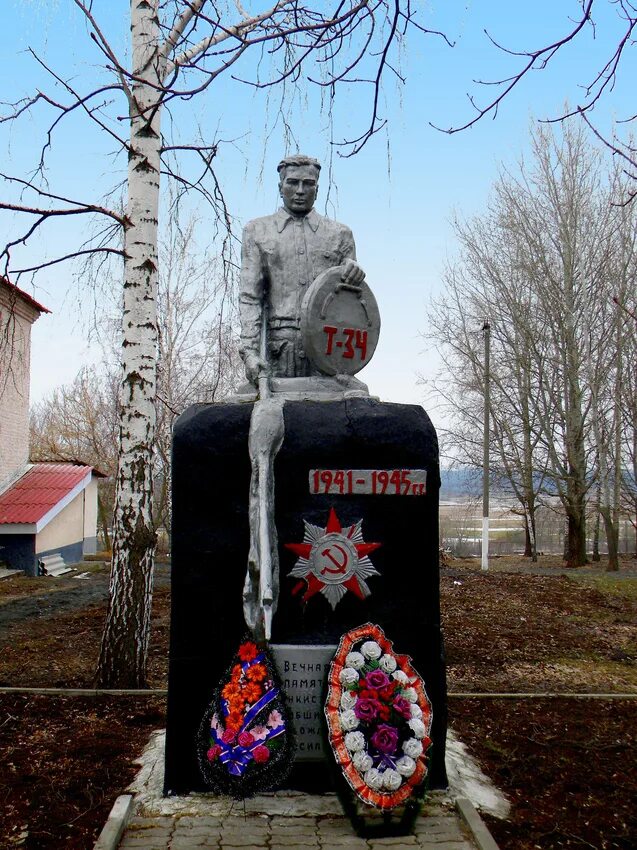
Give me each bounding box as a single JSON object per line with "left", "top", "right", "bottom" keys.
{"left": 426, "top": 121, "right": 637, "bottom": 566}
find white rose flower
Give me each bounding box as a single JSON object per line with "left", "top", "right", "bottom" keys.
{"left": 340, "top": 691, "right": 357, "bottom": 711}
{"left": 395, "top": 755, "right": 416, "bottom": 777}
{"left": 360, "top": 640, "right": 382, "bottom": 660}
{"left": 408, "top": 718, "right": 426, "bottom": 739}
{"left": 402, "top": 738, "right": 423, "bottom": 759}
{"left": 339, "top": 709, "right": 359, "bottom": 731}
{"left": 352, "top": 751, "right": 373, "bottom": 772}
{"left": 339, "top": 667, "right": 359, "bottom": 686}
{"left": 344, "top": 731, "right": 366, "bottom": 753}
{"left": 391, "top": 670, "right": 409, "bottom": 684}
{"left": 402, "top": 687, "right": 418, "bottom": 703}
{"left": 382, "top": 768, "right": 402, "bottom": 791}
{"left": 378, "top": 654, "right": 397, "bottom": 673}
{"left": 410, "top": 703, "right": 423, "bottom": 719}
{"left": 363, "top": 767, "right": 383, "bottom": 790}
{"left": 345, "top": 651, "right": 365, "bottom": 670}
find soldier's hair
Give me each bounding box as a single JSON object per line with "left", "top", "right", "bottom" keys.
{"left": 277, "top": 155, "right": 321, "bottom": 180}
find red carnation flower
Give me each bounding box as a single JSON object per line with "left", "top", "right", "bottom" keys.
{"left": 252, "top": 745, "right": 270, "bottom": 763}
{"left": 237, "top": 731, "right": 255, "bottom": 747}
{"left": 221, "top": 729, "right": 236, "bottom": 745}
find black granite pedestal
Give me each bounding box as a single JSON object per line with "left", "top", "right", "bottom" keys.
{"left": 164, "top": 398, "right": 447, "bottom": 795}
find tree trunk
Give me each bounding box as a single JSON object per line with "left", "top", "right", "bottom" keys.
{"left": 96, "top": 0, "right": 161, "bottom": 688}
{"left": 523, "top": 508, "right": 538, "bottom": 561}
{"left": 565, "top": 504, "right": 587, "bottom": 567}
{"left": 592, "top": 509, "right": 600, "bottom": 562}
{"left": 601, "top": 506, "right": 619, "bottom": 572}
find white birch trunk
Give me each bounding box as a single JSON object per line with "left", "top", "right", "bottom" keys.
{"left": 97, "top": 0, "right": 162, "bottom": 687}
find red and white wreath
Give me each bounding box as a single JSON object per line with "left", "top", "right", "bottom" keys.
{"left": 324, "top": 623, "right": 432, "bottom": 809}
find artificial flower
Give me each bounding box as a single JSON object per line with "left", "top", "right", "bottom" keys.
{"left": 402, "top": 737, "right": 423, "bottom": 759}
{"left": 238, "top": 642, "right": 259, "bottom": 662}
{"left": 252, "top": 745, "right": 270, "bottom": 763}
{"left": 402, "top": 687, "right": 418, "bottom": 703}
{"left": 267, "top": 710, "right": 284, "bottom": 729}
{"left": 242, "top": 682, "right": 262, "bottom": 704}
{"left": 206, "top": 745, "right": 222, "bottom": 762}
{"left": 361, "top": 640, "right": 382, "bottom": 660}
{"left": 354, "top": 697, "right": 381, "bottom": 722}
{"left": 246, "top": 663, "right": 268, "bottom": 682}
{"left": 370, "top": 724, "right": 399, "bottom": 755}
{"left": 339, "top": 709, "right": 360, "bottom": 731}
{"left": 378, "top": 654, "right": 397, "bottom": 673}
{"left": 221, "top": 729, "right": 236, "bottom": 745}
{"left": 392, "top": 696, "right": 412, "bottom": 720}
{"left": 345, "top": 651, "right": 365, "bottom": 670}
{"left": 395, "top": 755, "right": 417, "bottom": 777}
{"left": 410, "top": 703, "right": 423, "bottom": 719}
{"left": 365, "top": 669, "right": 390, "bottom": 690}
{"left": 344, "top": 731, "right": 366, "bottom": 752}
{"left": 378, "top": 682, "right": 399, "bottom": 702}
{"left": 391, "top": 670, "right": 409, "bottom": 685}
{"left": 382, "top": 768, "right": 402, "bottom": 791}
{"left": 340, "top": 691, "right": 357, "bottom": 711}
{"left": 249, "top": 725, "right": 269, "bottom": 741}
{"left": 358, "top": 688, "right": 379, "bottom": 701}
{"left": 407, "top": 718, "right": 426, "bottom": 739}
{"left": 339, "top": 667, "right": 360, "bottom": 686}
{"left": 363, "top": 767, "right": 383, "bottom": 790}
{"left": 237, "top": 731, "right": 255, "bottom": 747}
{"left": 352, "top": 750, "right": 373, "bottom": 772}
{"left": 221, "top": 682, "right": 240, "bottom": 700}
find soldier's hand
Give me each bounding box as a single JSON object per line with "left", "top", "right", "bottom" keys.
{"left": 341, "top": 259, "right": 365, "bottom": 286}
{"left": 245, "top": 352, "right": 268, "bottom": 385}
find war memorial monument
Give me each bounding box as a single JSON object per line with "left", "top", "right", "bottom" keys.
{"left": 164, "top": 155, "right": 447, "bottom": 822}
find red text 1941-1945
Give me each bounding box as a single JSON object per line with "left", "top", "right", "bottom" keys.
{"left": 309, "top": 469, "right": 427, "bottom": 496}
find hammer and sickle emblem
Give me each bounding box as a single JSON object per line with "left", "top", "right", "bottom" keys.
{"left": 320, "top": 544, "right": 349, "bottom": 575}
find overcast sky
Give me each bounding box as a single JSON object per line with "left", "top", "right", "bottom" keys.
{"left": 2, "top": 1, "right": 635, "bottom": 417}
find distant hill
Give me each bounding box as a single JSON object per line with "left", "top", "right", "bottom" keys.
{"left": 439, "top": 467, "right": 482, "bottom": 500}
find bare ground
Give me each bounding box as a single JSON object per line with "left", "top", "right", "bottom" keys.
{"left": 0, "top": 554, "right": 635, "bottom": 849}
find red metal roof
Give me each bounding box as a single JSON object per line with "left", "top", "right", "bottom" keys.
{"left": 0, "top": 464, "right": 92, "bottom": 525}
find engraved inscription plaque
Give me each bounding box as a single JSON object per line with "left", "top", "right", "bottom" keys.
{"left": 271, "top": 644, "right": 336, "bottom": 761}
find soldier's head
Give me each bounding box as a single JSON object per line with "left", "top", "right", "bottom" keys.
{"left": 278, "top": 154, "right": 320, "bottom": 215}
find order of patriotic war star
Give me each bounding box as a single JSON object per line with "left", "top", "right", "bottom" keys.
{"left": 239, "top": 154, "right": 366, "bottom": 384}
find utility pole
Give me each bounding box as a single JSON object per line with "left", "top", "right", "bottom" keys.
{"left": 482, "top": 319, "right": 490, "bottom": 572}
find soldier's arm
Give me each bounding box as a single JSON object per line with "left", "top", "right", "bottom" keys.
{"left": 239, "top": 222, "right": 268, "bottom": 382}
{"left": 340, "top": 225, "right": 365, "bottom": 286}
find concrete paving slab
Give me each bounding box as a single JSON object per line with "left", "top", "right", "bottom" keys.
{"left": 107, "top": 731, "right": 504, "bottom": 850}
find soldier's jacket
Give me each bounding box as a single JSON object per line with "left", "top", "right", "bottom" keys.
{"left": 239, "top": 207, "right": 357, "bottom": 376}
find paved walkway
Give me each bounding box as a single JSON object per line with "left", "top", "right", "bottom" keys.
{"left": 119, "top": 794, "right": 481, "bottom": 850}
{"left": 110, "top": 732, "right": 502, "bottom": 850}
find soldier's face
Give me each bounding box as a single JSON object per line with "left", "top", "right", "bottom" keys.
{"left": 279, "top": 166, "right": 318, "bottom": 214}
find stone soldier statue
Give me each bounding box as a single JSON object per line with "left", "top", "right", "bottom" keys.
{"left": 239, "top": 154, "right": 366, "bottom": 383}
{"left": 240, "top": 154, "right": 368, "bottom": 642}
